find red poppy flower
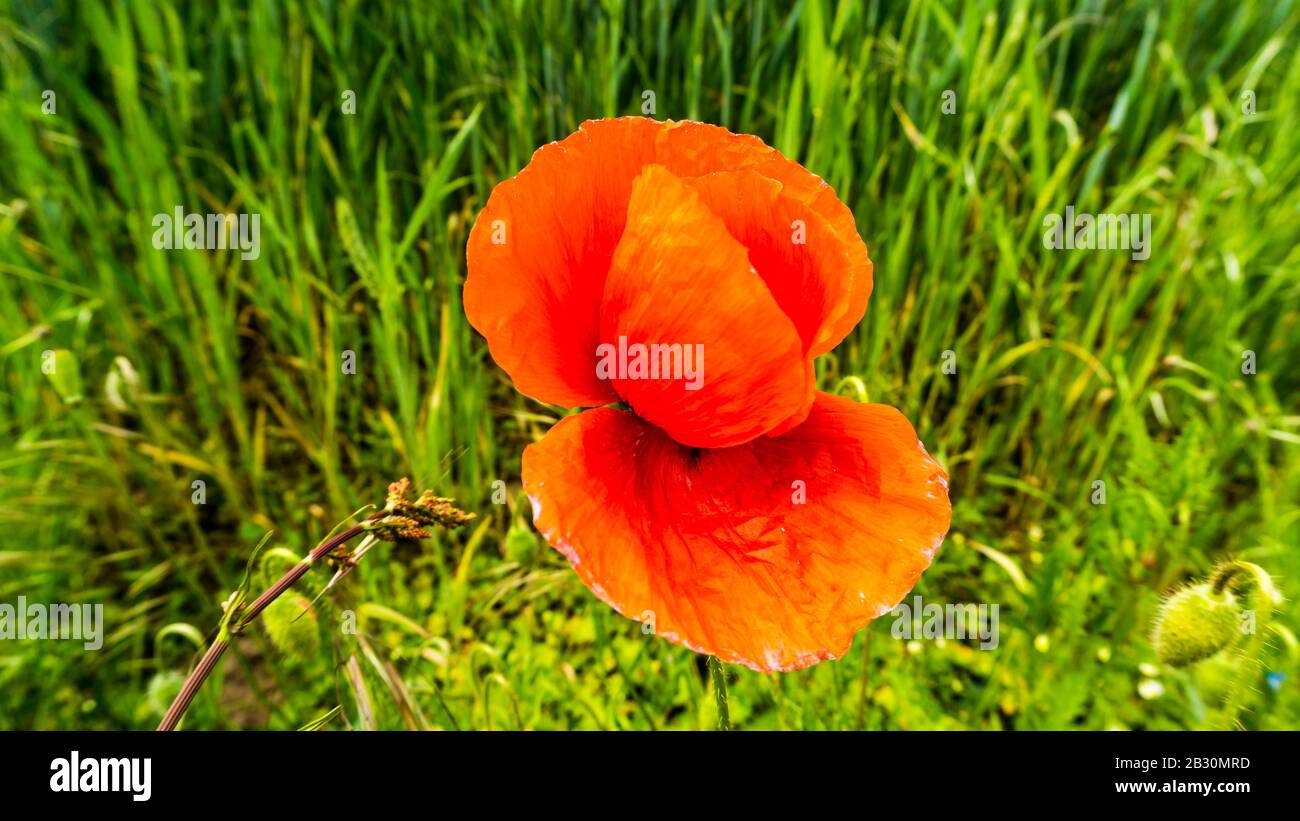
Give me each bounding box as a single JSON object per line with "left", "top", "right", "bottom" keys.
{"left": 466, "top": 117, "right": 951, "bottom": 672}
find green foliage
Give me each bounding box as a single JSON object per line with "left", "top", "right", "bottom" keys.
{"left": 0, "top": 0, "right": 1297, "bottom": 729}
{"left": 504, "top": 521, "right": 539, "bottom": 567}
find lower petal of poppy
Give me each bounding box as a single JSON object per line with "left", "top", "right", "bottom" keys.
{"left": 522, "top": 392, "right": 952, "bottom": 673}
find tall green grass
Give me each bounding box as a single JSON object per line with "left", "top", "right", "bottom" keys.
{"left": 1, "top": 0, "right": 1297, "bottom": 729}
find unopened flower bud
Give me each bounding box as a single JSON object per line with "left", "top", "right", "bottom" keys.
{"left": 1153, "top": 583, "right": 1240, "bottom": 667}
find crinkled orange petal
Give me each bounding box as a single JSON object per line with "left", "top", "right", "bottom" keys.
{"left": 599, "top": 165, "right": 808, "bottom": 448}
{"left": 466, "top": 118, "right": 871, "bottom": 409}
{"left": 464, "top": 118, "right": 661, "bottom": 407}
{"left": 765, "top": 358, "right": 817, "bottom": 439}
{"left": 522, "top": 391, "right": 952, "bottom": 672}
{"left": 687, "top": 171, "right": 851, "bottom": 354}
{"left": 685, "top": 170, "right": 854, "bottom": 434}
{"left": 654, "top": 122, "right": 873, "bottom": 356}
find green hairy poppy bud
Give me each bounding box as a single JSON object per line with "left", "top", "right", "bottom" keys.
{"left": 263, "top": 594, "right": 321, "bottom": 659}
{"left": 1152, "top": 583, "right": 1240, "bottom": 667}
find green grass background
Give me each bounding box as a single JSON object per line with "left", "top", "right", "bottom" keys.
{"left": 1, "top": 0, "right": 1297, "bottom": 730}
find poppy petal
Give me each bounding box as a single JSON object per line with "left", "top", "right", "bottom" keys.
{"left": 684, "top": 169, "right": 854, "bottom": 435}
{"left": 522, "top": 391, "right": 951, "bottom": 672}
{"left": 599, "top": 164, "right": 809, "bottom": 448}
{"left": 764, "top": 358, "right": 817, "bottom": 439}
{"left": 467, "top": 118, "right": 872, "bottom": 409}
{"left": 465, "top": 118, "right": 662, "bottom": 407}
{"left": 654, "top": 122, "right": 873, "bottom": 356}
{"left": 686, "top": 170, "right": 854, "bottom": 358}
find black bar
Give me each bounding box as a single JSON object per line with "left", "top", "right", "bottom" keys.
{"left": 1, "top": 730, "right": 1288, "bottom": 808}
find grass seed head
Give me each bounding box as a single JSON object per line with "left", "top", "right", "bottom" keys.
{"left": 376, "top": 478, "right": 476, "bottom": 541}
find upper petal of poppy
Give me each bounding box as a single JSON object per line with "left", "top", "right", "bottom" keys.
{"left": 686, "top": 170, "right": 853, "bottom": 358}
{"left": 522, "top": 391, "right": 951, "bottom": 672}
{"left": 764, "top": 356, "right": 817, "bottom": 439}
{"left": 466, "top": 117, "right": 871, "bottom": 409}
{"left": 683, "top": 169, "right": 853, "bottom": 436}
{"left": 654, "top": 122, "right": 874, "bottom": 356}
{"left": 464, "top": 118, "right": 662, "bottom": 407}
{"left": 599, "top": 165, "right": 809, "bottom": 448}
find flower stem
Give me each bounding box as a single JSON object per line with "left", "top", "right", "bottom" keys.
{"left": 708, "top": 655, "right": 731, "bottom": 731}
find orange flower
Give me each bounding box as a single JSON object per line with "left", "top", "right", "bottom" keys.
{"left": 466, "top": 118, "right": 951, "bottom": 672}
